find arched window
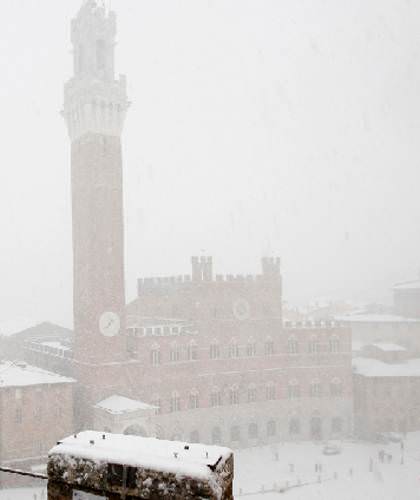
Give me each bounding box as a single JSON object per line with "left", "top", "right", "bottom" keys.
{"left": 210, "top": 387, "right": 222, "bottom": 407}
{"left": 330, "top": 378, "right": 343, "bottom": 397}
{"left": 289, "top": 417, "right": 300, "bottom": 435}
{"left": 332, "top": 417, "right": 343, "bottom": 433}
{"left": 170, "top": 342, "right": 180, "bottom": 362}
{"left": 96, "top": 39, "right": 106, "bottom": 71}
{"left": 247, "top": 384, "right": 257, "bottom": 403}
{"left": 150, "top": 343, "right": 161, "bottom": 366}
{"left": 187, "top": 340, "right": 198, "bottom": 361}
{"left": 329, "top": 335, "right": 340, "bottom": 353}
{"left": 308, "top": 336, "right": 321, "bottom": 354}
{"left": 188, "top": 390, "right": 199, "bottom": 409}
{"left": 248, "top": 422, "right": 258, "bottom": 439}
{"left": 170, "top": 391, "right": 180, "bottom": 412}
{"left": 230, "top": 425, "right": 241, "bottom": 441}
{"left": 228, "top": 339, "right": 239, "bottom": 358}
{"left": 209, "top": 340, "right": 220, "bottom": 360}
{"left": 212, "top": 426, "right": 222, "bottom": 445}
{"left": 287, "top": 336, "right": 299, "bottom": 354}
{"left": 266, "top": 382, "right": 276, "bottom": 400}
{"left": 247, "top": 337, "right": 257, "bottom": 357}
{"left": 288, "top": 379, "right": 300, "bottom": 399}
{"left": 78, "top": 44, "right": 85, "bottom": 73}
{"left": 310, "top": 415, "right": 323, "bottom": 439}
{"left": 310, "top": 379, "right": 322, "bottom": 398}
{"left": 151, "top": 394, "right": 161, "bottom": 415}
{"left": 229, "top": 385, "right": 240, "bottom": 405}
{"left": 264, "top": 337, "right": 274, "bottom": 355}
{"left": 267, "top": 420, "right": 276, "bottom": 437}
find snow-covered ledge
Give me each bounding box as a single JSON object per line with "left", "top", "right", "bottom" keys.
{"left": 47, "top": 431, "right": 234, "bottom": 499}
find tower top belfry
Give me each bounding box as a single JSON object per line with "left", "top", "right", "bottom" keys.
{"left": 63, "top": 0, "right": 129, "bottom": 141}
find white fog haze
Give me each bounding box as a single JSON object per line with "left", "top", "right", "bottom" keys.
{"left": 1, "top": 0, "right": 420, "bottom": 325}
{"left": 2, "top": 2, "right": 420, "bottom": 499}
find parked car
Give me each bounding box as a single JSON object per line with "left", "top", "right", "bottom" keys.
{"left": 322, "top": 442, "right": 342, "bottom": 455}
{"left": 384, "top": 432, "right": 403, "bottom": 443}
{"left": 372, "top": 433, "right": 389, "bottom": 444}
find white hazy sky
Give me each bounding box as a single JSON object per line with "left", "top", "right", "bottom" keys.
{"left": 1, "top": 0, "right": 420, "bottom": 327}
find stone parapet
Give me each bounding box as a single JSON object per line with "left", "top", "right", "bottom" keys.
{"left": 48, "top": 431, "right": 233, "bottom": 499}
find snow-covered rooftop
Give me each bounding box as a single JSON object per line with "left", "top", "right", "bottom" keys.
{"left": 336, "top": 313, "right": 420, "bottom": 323}
{"left": 352, "top": 341, "right": 406, "bottom": 352}
{"left": 0, "top": 361, "right": 75, "bottom": 388}
{"left": 95, "top": 395, "right": 156, "bottom": 415}
{"left": 370, "top": 342, "right": 407, "bottom": 352}
{"left": 353, "top": 357, "right": 420, "bottom": 378}
{"left": 393, "top": 280, "right": 420, "bottom": 291}
{"left": 0, "top": 318, "right": 43, "bottom": 337}
{"left": 50, "top": 431, "right": 232, "bottom": 480}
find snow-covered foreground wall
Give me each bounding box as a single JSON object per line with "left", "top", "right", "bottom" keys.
{"left": 3, "top": 432, "right": 420, "bottom": 499}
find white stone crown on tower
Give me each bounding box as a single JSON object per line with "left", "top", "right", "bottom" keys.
{"left": 62, "top": 0, "right": 129, "bottom": 141}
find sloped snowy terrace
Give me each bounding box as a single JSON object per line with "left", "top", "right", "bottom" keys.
{"left": 3, "top": 433, "right": 420, "bottom": 499}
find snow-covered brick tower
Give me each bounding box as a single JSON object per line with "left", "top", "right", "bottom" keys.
{"left": 63, "top": 0, "right": 130, "bottom": 428}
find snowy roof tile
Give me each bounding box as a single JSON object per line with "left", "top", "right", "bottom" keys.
{"left": 370, "top": 342, "right": 407, "bottom": 352}
{"left": 393, "top": 280, "right": 420, "bottom": 291}
{"left": 0, "top": 361, "right": 75, "bottom": 388}
{"left": 335, "top": 313, "right": 420, "bottom": 323}
{"left": 95, "top": 395, "right": 156, "bottom": 414}
{"left": 353, "top": 357, "right": 420, "bottom": 378}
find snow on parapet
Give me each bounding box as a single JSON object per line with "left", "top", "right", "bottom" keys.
{"left": 49, "top": 431, "right": 234, "bottom": 499}
{"left": 137, "top": 273, "right": 278, "bottom": 294}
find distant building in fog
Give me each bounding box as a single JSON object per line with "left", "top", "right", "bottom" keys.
{"left": 393, "top": 280, "right": 420, "bottom": 319}
{"left": 124, "top": 256, "right": 353, "bottom": 445}
{"left": 0, "top": 361, "right": 74, "bottom": 464}
{"left": 336, "top": 313, "right": 420, "bottom": 353}
{"left": 353, "top": 350, "right": 420, "bottom": 437}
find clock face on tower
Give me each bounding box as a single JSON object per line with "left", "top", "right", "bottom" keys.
{"left": 99, "top": 311, "right": 121, "bottom": 337}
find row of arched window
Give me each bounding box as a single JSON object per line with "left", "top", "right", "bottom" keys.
{"left": 187, "top": 416, "right": 344, "bottom": 445}
{"left": 151, "top": 379, "right": 344, "bottom": 413}
{"left": 149, "top": 335, "right": 341, "bottom": 365}
{"left": 287, "top": 335, "right": 340, "bottom": 354}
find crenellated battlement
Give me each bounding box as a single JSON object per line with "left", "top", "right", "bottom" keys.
{"left": 136, "top": 273, "right": 264, "bottom": 293}
{"left": 261, "top": 256, "right": 281, "bottom": 277}
{"left": 138, "top": 275, "right": 192, "bottom": 292}
{"left": 137, "top": 256, "right": 282, "bottom": 294}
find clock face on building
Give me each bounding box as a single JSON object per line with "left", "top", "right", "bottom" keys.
{"left": 99, "top": 311, "right": 120, "bottom": 337}
{"left": 233, "top": 299, "right": 250, "bottom": 320}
